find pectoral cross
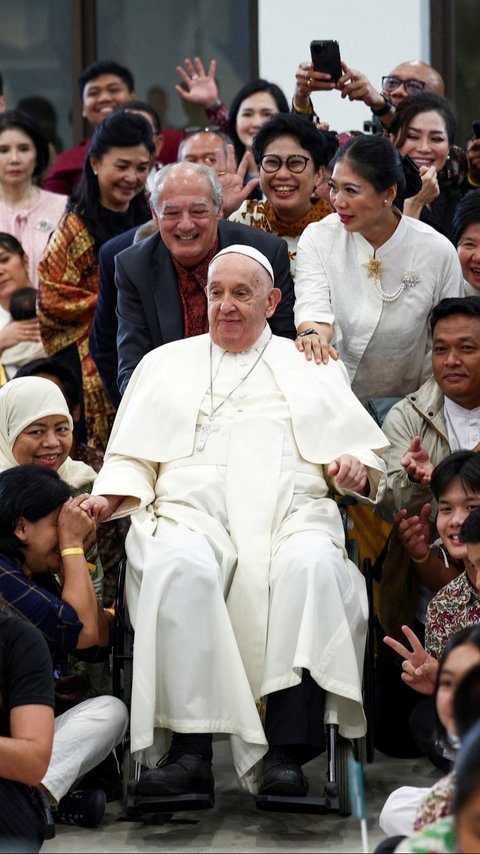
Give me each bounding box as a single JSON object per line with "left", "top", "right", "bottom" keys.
{"left": 197, "top": 419, "right": 219, "bottom": 451}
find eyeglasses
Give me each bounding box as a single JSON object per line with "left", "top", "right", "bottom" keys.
{"left": 382, "top": 76, "right": 426, "bottom": 96}
{"left": 185, "top": 125, "right": 221, "bottom": 135}
{"left": 260, "top": 154, "right": 311, "bottom": 174}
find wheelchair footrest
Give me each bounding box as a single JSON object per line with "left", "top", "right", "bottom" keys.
{"left": 254, "top": 787, "right": 340, "bottom": 815}
{"left": 126, "top": 782, "right": 214, "bottom": 815}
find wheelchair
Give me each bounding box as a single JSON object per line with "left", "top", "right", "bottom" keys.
{"left": 111, "top": 497, "right": 375, "bottom": 820}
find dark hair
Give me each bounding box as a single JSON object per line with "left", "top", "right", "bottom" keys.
{"left": 9, "top": 287, "right": 37, "bottom": 321}
{"left": 390, "top": 91, "right": 457, "bottom": 147}
{"left": 431, "top": 451, "right": 480, "bottom": 501}
{"left": 16, "top": 95, "right": 63, "bottom": 155}
{"left": 15, "top": 357, "right": 81, "bottom": 411}
{"left": 452, "top": 189, "right": 480, "bottom": 247}
{"left": 252, "top": 113, "right": 335, "bottom": 171}
{"left": 431, "top": 296, "right": 480, "bottom": 332}
{"left": 70, "top": 111, "right": 154, "bottom": 250}
{"left": 78, "top": 60, "right": 135, "bottom": 98}
{"left": 460, "top": 507, "right": 480, "bottom": 546}
{"left": 331, "top": 134, "right": 422, "bottom": 201}
{"left": 0, "top": 109, "right": 50, "bottom": 177}
{"left": 454, "top": 661, "right": 480, "bottom": 741}
{"left": 0, "top": 466, "right": 71, "bottom": 563}
{"left": 228, "top": 78, "right": 289, "bottom": 165}
{"left": 116, "top": 100, "right": 162, "bottom": 134}
{"left": 433, "top": 624, "right": 480, "bottom": 746}
{"left": 0, "top": 232, "right": 25, "bottom": 257}
{"left": 454, "top": 718, "right": 480, "bottom": 814}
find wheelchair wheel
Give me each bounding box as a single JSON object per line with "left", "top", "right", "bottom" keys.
{"left": 336, "top": 738, "right": 353, "bottom": 817}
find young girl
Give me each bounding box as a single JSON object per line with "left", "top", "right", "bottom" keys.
{"left": 380, "top": 625, "right": 480, "bottom": 837}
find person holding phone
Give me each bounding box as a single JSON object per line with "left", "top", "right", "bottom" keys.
{"left": 293, "top": 52, "right": 444, "bottom": 131}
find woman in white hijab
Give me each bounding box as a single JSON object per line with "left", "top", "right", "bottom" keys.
{"left": 0, "top": 376, "right": 104, "bottom": 597}
{"left": 0, "top": 375, "right": 96, "bottom": 487}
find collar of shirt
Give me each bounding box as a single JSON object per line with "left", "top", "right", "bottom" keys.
{"left": 210, "top": 323, "right": 272, "bottom": 360}
{"left": 444, "top": 395, "right": 480, "bottom": 451}
{"left": 449, "top": 570, "right": 480, "bottom": 606}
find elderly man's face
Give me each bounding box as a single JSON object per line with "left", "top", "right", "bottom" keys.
{"left": 154, "top": 169, "right": 222, "bottom": 267}
{"left": 432, "top": 314, "right": 480, "bottom": 409}
{"left": 180, "top": 131, "right": 227, "bottom": 168}
{"left": 206, "top": 254, "right": 281, "bottom": 352}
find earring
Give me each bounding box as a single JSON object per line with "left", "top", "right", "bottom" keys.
{"left": 384, "top": 198, "right": 389, "bottom": 206}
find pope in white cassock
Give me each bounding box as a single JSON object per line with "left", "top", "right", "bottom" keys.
{"left": 85, "top": 244, "right": 389, "bottom": 799}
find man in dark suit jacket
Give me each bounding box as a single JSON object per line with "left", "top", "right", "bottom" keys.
{"left": 90, "top": 161, "right": 296, "bottom": 401}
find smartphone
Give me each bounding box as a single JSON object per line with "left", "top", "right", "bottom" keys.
{"left": 310, "top": 40, "right": 342, "bottom": 83}
{"left": 472, "top": 120, "right": 480, "bottom": 139}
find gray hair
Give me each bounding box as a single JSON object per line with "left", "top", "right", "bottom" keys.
{"left": 150, "top": 162, "right": 223, "bottom": 214}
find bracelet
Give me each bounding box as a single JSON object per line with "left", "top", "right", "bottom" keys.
{"left": 468, "top": 174, "right": 480, "bottom": 188}
{"left": 60, "top": 547, "right": 84, "bottom": 557}
{"left": 292, "top": 96, "right": 314, "bottom": 115}
{"left": 298, "top": 327, "right": 319, "bottom": 337}
{"left": 412, "top": 548, "right": 430, "bottom": 564}
{"left": 206, "top": 99, "right": 222, "bottom": 111}
{"left": 371, "top": 96, "right": 393, "bottom": 117}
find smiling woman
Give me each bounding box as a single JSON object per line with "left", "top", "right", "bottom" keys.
{"left": 0, "top": 111, "right": 67, "bottom": 286}
{"left": 294, "top": 134, "right": 464, "bottom": 403}
{"left": 390, "top": 92, "right": 466, "bottom": 241}
{"left": 452, "top": 190, "right": 480, "bottom": 295}
{"left": 37, "top": 110, "right": 155, "bottom": 450}
{"left": 229, "top": 113, "right": 334, "bottom": 278}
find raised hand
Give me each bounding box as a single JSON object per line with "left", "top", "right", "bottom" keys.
{"left": 175, "top": 57, "right": 219, "bottom": 108}
{"left": 58, "top": 495, "right": 95, "bottom": 549}
{"left": 401, "top": 436, "right": 434, "bottom": 484}
{"left": 393, "top": 503, "right": 432, "bottom": 561}
{"left": 383, "top": 624, "right": 438, "bottom": 695}
{"left": 210, "top": 144, "right": 258, "bottom": 217}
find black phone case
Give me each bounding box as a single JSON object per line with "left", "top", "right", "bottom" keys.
{"left": 310, "top": 40, "right": 342, "bottom": 82}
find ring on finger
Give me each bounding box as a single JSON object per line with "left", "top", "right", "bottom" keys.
{"left": 191, "top": 74, "right": 199, "bottom": 80}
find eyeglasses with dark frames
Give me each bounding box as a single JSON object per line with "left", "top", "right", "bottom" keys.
{"left": 260, "top": 154, "right": 311, "bottom": 174}
{"left": 382, "top": 76, "right": 426, "bottom": 96}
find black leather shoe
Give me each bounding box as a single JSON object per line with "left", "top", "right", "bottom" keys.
{"left": 259, "top": 748, "right": 309, "bottom": 796}
{"left": 136, "top": 751, "right": 214, "bottom": 796}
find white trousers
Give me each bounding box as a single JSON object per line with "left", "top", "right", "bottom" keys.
{"left": 42, "top": 695, "right": 128, "bottom": 804}
{"left": 127, "top": 524, "right": 367, "bottom": 789}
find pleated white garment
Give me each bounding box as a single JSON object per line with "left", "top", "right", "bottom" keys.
{"left": 93, "top": 330, "right": 388, "bottom": 791}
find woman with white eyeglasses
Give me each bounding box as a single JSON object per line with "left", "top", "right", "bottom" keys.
{"left": 228, "top": 113, "right": 334, "bottom": 278}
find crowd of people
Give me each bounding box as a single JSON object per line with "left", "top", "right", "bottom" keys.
{"left": 1, "top": 47, "right": 480, "bottom": 853}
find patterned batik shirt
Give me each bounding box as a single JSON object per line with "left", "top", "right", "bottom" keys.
{"left": 425, "top": 571, "right": 480, "bottom": 659}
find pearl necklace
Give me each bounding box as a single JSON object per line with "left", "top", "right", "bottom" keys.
{"left": 363, "top": 254, "right": 420, "bottom": 303}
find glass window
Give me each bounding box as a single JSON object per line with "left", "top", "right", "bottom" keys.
{"left": 95, "top": 0, "right": 254, "bottom": 131}
{"left": 0, "top": 0, "right": 73, "bottom": 149}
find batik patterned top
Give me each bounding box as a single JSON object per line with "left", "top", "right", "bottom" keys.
{"left": 425, "top": 571, "right": 480, "bottom": 659}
